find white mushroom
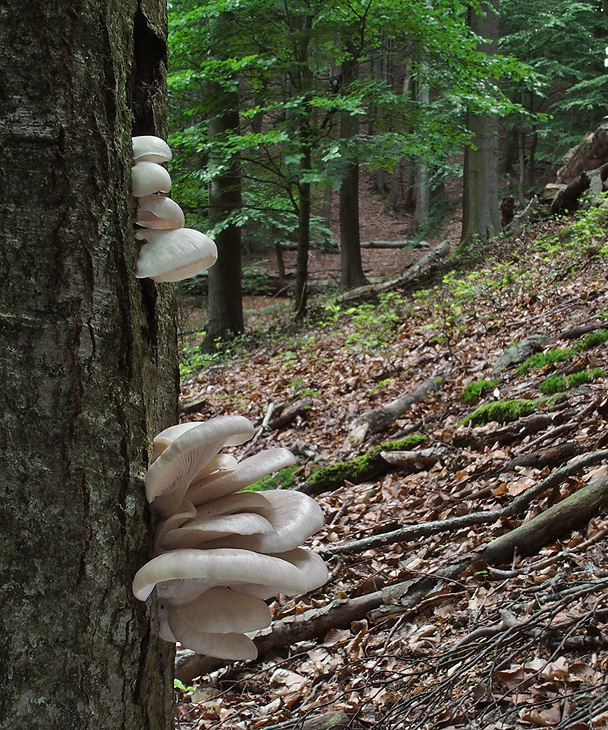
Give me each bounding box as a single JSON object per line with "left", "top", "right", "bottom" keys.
{"left": 271, "top": 548, "right": 329, "bottom": 594}
{"left": 135, "top": 228, "right": 217, "bottom": 283}
{"left": 132, "top": 547, "right": 309, "bottom": 603}
{"left": 145, "top": 416, "right": 253, "bottom": 516}
{"left": 169, "top": 587, "right": 271, "bottom": 633}
{"left": 132, "top": 161, "right": 172, "bottom": 197}
{"left": 133, "top": 135, "right": 173, "bottom": 164}
{"left": 186, "top": 448, "right": 297, "bottom": 506}
{"left": 200, "top": 489, "right": 324, "bottom": 554}
{"left": 158, "top": 512, "right": 273, "bottom": 551}
{"left": 136, "top": 194, "right": 185, "bottom": 229}
{"left": 168, "top": 621, "right": 257, "bottom": 661}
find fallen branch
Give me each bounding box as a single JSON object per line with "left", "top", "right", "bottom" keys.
{"left": 349, "top": 372, "right": 445, "bottom": 446}
{"left": 340, "top": 240, "right": 450, "bottom": 303}
{"left": 268, "top": 397, "right": 313, "bottom": 430}
{"left": 320, "top": 448, "right": 608, "bottom": 557}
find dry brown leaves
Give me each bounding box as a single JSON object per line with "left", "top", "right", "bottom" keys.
{"left": 175, "top": 220, "right": 608, "bottom": 730}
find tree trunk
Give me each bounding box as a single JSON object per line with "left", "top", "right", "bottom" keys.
{"left": 460, "top": 0, "right": 500, "bottom": 245}
{"left": 295, "top": 144, "right": 312, "bottom": 316}
{"left": 339, "top": 56, "right": 367, "bottom": 290}
{"left": 0, "top": 2, "right": 176, "bottom": 728}
{"left": 205, "top": 12, "right": 244, "bottom": 348}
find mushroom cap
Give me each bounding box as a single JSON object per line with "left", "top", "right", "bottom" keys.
{"left": 168, "top": 619, "right": 258, "bottom": 660}
{"left": 145, "top": 415, "right": 253, "bottom": 516}
{"left": 271, "top": 548, "right": 328, "bottom": 594}
{"left": 152, "top": 422, "right": 204, "bottom": 462}
{"left": 132, "top": 547, "right": 308, "bottom": 603}
{"left": 136, "top": 194, "right": 185, "bottom": 229}
{"left": 187, "top": 448, "right": 297, "bottom": 506}
{"left": 132, "top": 161, "right": 172, "bottom": 197}
{"left": 135, "top": 228, "right": 217, "bottom": 283}
{"left": 133, "top": 135, "right": 173, "bottom": 164}
{"left": 169, "top": 586, "right": 271, "bottom": 633}
{"left": 158, "top": 511, "right": 273, "bottom": 551}
{"left": 200, "top": 489, "right": 325, "bottom": 553}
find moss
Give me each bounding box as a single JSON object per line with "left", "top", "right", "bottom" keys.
{"left": 574, "top": 329, "right": 608, "bottom": 351}
{"left": 459, "top": 399, "right": 536, "bottom": 426}
{"left": 244, "top": 464, "right": 300, "bottom": 492}
{"left": 539, "top": 374, "right": 568, "bottom": 395}
{"left": 517, "top": 348, "right": 573, "bottom": 375}
{"left": 304, "top": 434, "right": 427, "bottom": 493}
{"left": 461, "top": 379, "right": 499, "bottom": 404}
{"left": 567, "top": 368, "right": 605, "bottom": 388}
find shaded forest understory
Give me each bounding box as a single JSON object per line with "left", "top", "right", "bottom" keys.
{"left": 173, "top": 205, "right": 608, "bottom": 729}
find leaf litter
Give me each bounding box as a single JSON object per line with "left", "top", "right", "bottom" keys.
{"left": 175, "top": 217, "right": 608, "bottom": 730}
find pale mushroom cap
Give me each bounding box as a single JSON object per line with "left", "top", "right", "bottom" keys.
{"left": 168, "top": 617, "right": 258, "bottom": 660}
{"left": 158, "top": 512, "right": 273, "bottom": 551}
{"left": 152, "top": 422, "right": 205, "bottom": 461}
{"left": 132, "top": 547, "right": 307, "bottom": 602}
{"left": 200, "top": 489, "right": 325, "bottom": 554}
{"left": 136, "top": 194, "right": 185, "bottom": 229}
{"left": 145, "top": 416, "right": 253, "bottom": 515}
{"left": 187, "top": 448, "right": 297, "bottom": 506}
{"left": 133, "top": 135, "right": 173, "bottom": 164}
{"left": 271, "top": 548, "right": 329, "bottom": 594}
{"left": 135, "top": 228, "right": 217, "bottom": 283}
{"left": 132, "top": 161, "right": 172, "bottom": 197}
{"left": 170, "top": 586, "right": 271, "bottom": 633}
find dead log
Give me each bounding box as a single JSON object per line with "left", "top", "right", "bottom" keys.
{"left": 299, "top": 434, "right": 427, "bottom": 496}
{"left": 179, "top": 394, "right": 207, "bottom": 415}
{"left": 501, "top": 440, "right": 586, "bottom": 471}
{"left": 268, "top": 397, "right": 313, "bottom": 430}
{"left": 349, "top": 372, "right": 444, "bottom": 446}
{"left": 476, "top": 473, "right": 608, "bottom": 565}
{"left": 340, "top": 239, "right": 450, "bottom": 303}
{"left": 559, "top": 321, "right": 606, "bottom": 339}
{"left": 550, "top": 160, "right": 608, "bottom": 214}
{"left": 557, "top": 117, "right": 608, "bottom": 184}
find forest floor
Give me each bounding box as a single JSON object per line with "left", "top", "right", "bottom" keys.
{"left": 173, "top": 202, "right": 608, "bottom": 730}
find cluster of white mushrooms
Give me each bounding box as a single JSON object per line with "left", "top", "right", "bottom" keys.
{"left": 132, "top": 135, "right": 217, "bottom": 282}
{"left": 130, "top": 137, "right": 327, "bottom": 661}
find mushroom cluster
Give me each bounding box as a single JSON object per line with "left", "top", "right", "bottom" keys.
{"left": 132, "top": 416, "right": 328, "bottom": 660}
{"left": 131, "top": 136, "right": 217, "bottom": 282}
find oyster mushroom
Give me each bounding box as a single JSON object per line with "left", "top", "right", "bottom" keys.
{"left": 131, "top": 161, "right": 171, "bottom": 197}
{"left": 135, "top": 228, "right": 217, "bottom": 283}
{"left": 133, "top": 135, "right": 173, "bottom": 164}
{"left": 136, "top": 194, "right": 185, "bottom": 229}
{"left": 144, "top": 416, "right": 254, "bottom": 516}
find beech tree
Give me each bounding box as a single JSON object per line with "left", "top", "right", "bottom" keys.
{"left": 0, "top": 2, "right": 175, "bottom": 728}
{"left": 461, "top": 0, "right": 501, "bottom": 244}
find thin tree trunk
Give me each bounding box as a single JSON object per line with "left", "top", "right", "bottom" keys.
{"left": 0, "top": 2, "right": 176, "bottom": 728}
{"left": 339, "top": 55, "right": 367, "bottom": 290}
{"left": 295, "top": 144, "right": 312, "bottom": 317}
{"left": 460, "top": 0, "right": 500, "bottom": 245}
{"left": 205, "top": 11, "right": 244, "bottom": 348}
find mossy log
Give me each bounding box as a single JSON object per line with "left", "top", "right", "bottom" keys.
{"left": 349, "top": 373, "right": 444, "bottom": 446}
{"left": 299, "top": 434, "right": 427, "bottom": 495}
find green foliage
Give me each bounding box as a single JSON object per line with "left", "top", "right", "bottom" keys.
{"left": 459, "top": 399, "right": 536, "bottom": 426}
{"left": 567, "top": 368, "right": 605, "bottom": 387}
{"left": 305, "top": 434, "right": 427, "bottom": 492}
{"left": 461, "top": 379, "right": 499, "bottom": 404}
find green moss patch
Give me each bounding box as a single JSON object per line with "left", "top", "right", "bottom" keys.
{"left": 304, "top": 434, "right": 427, "bottom": 494}
{"left": 244, "top": 464, "right": 300, "bottom": 492}
{"left": 574, "top": 329, "right": 608, "bottom": 351}
{"left": 517, "top": 348, "right": 573, "bottom": 375}
{"left": 459, "top": 399, "right": 536, "bottom": 427}
{"left": 461, "top": 379, "right": 499, "bottom": 404}
{"left": 539, "top": 367, "right": 604, "bottom": 395}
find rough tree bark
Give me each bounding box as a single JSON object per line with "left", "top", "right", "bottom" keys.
{"left": 0, "top": 2, "right": 176, "bottom": 728}
{"left": 460, "top": 0, "right": 500, "bottom": 245}
{"left": 205, "top": 10, "right": 244, "bottom": 349}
